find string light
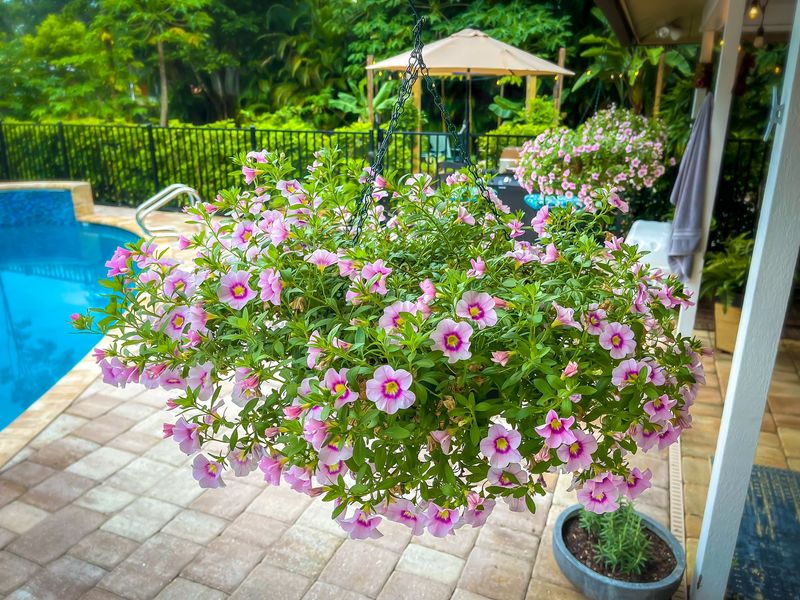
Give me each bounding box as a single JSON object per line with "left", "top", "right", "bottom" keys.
{"left": 747, "top": 0, "right": 761, "bottom": 21}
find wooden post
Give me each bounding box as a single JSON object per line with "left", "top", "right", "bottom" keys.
{"left": 366, "top": 55, "right": 374, "bottom": 127}
{"left": 467, "top": 73, "right": 473, "bottom": 133}
{"left": 653, "top": 52, "right": 666, "bottom": 117}
{"left": 692, "top": 2, "right": 800, "bottom": 596}
{"left": 692, "top": 29, "right": 717, "bottom": 117}
{"left": 525, "top": 75, "right": 538, "bottom": 112}
{"left": 413, "top": 77, "right": 422, "bottom": 172}
{"left": 554, "top": 47, "right": 566, "bottom": 112}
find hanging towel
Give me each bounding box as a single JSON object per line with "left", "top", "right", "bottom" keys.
{"left": 669, "top": 93, "right": 714, "bottom": 281}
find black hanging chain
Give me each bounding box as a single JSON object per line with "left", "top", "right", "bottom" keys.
{"left": 350, "top": 0, "right": 503, "bottom": 243}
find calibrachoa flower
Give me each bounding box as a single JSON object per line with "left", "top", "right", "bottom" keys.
{"left": 479, "top": 424, "right": 522, "bottom": 468}
{"left": 81, "top": 146, "right": 703, "bottom": 541}
{"left": 455, "top": 291, "right": 497, "bottom": 329}
{"left": 618, "top": 467, "right": 652, "bottom": 500}
{"left": 366, "top": 365, "right": 415, "bottom": 414}
{"left": 218, "top": 270, "right": 256, "bottom": 310}
{"left": 431, "top": 318, "right": 473, "bottom": 363}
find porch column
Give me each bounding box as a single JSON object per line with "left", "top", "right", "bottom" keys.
{"left": 692, "top": 29, "right": 717, "bottom": 117}
{"left": 677, "top": 0, "right": 745, "bottom": 337}
{"left": 691, "top": 2, "right": 800, "bottom": 598}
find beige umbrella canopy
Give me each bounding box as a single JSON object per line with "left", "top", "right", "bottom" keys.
{"left": 367, "top": 28, "right": 574, "bottom": 76}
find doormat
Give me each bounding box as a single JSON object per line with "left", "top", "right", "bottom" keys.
{"left": 726, "top": 464, "right": 800, "bottom": 599}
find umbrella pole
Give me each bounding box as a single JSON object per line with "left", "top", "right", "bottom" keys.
{"left": 468, "top": 73, "right": 473, "bottom": 134}
{"left": 367, "top": 55, "right": 374, "bottom": 126}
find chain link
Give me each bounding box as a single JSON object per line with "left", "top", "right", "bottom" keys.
{"left": 351, "top": 0, "right": 503, "bottom": 242}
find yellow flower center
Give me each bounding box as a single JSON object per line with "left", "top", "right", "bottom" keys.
{"left": 384, "top": 381, "right": 399, "bottom": 395}
{"left": 495, "top": 438, "right": 509, "bottom": 451}
{"left": 446, "top": 334, "right": 460, "bottom": 349}
{"left": 232, "top": 284, "right": 246, "bottom": 297}
{"left": 173, "top": 315, "right": 185, "bottom": 327}
{"left": 611, "top": 334, "right": 622, "bottom": 346}
{"left": 208, "top": 463, "right": 218, "bottom": 474}
{"left": 334, "top": 383, "right": 346, "bottom": 395}
{"left": 551, "top": 419, "right": 562, "bottom": 431}
{"left": 569, "top": 442, "right": 580, "bottom": 456}
{"left": 437, "top": 509, "right": 450, "bottom": 520}
{"left": 469, "top": 306, "right": 481, "bottom": 317}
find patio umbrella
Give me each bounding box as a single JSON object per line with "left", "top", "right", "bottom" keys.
{"left": 668, "top": 93, "right": 714, "bottom": 281}
{"left": 367, "top": 28, "right": 574, "bottom": 129}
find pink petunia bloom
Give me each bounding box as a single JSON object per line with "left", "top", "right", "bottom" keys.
{"left": 457, "top": 205, "right": 476, "bottom": 225}
{"left": 462, "top": 493, "right": 496, "bottom": 527}
{"left": 479, "top": 424, "right": 522, "bottom": 468}
{"left": 366, "top": 365, "right": 416, "bottom": 414}
{"left": 306, "top": 249, "right": 338, "bottom": 270}
{"left": 584, "top": 305, "right": 608, "bottom": 335}
{"left": 258, "top": 268, "right": 282, "bottom": 306}
{"left": 488, "top": 462, "right": 529, "bottom": 488}
{"left": 318, "top": 441, "right": 353, "bottom": 465}
{"left": 162, "top": 423, "right": 174, "bottom": 438}
{"left": 418, "top": 279, "right": 437, "bottom": 304}
{"left": 340, "top": 508, "right": 383, "bottom": 540}
{"left": 552, "top": 302, "right": 582, "bottom": 330}
{"left": 228, "top": 447, "right": 258, "bottom": 478}
{"left": 491, "top": 351, "right": 510, "bottom": 366}
{"left": 605, "top": 235, "right": 624, "bottom": 251}
{"left": 629, "top": 423, "right": 660, "bottom": 452}
{"left": 192, "top": 455, "right": 225, "bottom": 489}
{"left": 385, "top": 498, "right": 428, "bottom": 535}
{"left": 507, "top": 219, "right": 524, "bottom": 238}
{"left": 535, "top": 409, "right": 577, "bottom": 448}
{"left": 540, "top": 243, "right": 559, "bottom": 264}
{"left": 430, "top": 430, "right": 452, "bottom": 455}
{"left": 562, "top": 361, "right": 579, "bottom": 378}
{"left": 456, "top": 291, "right": 497, "bottom": 330}
{"left": 315, "top": 460, "right": 349, "bottom": 486}
{"left": 231, "top": 220, "right": 255, "bottom": 249}
{"left": 258, "top": 455, "right": 282, "bottom": 486}
{"left": 431, "top": 318, "right": 473, "bottom": 363}
{"left": 323, "top": 368, "right": 357, "bottom": 408}
{"left": 242, "top": 166, "right": 258, "bottom": 185}
{"left": 506, "top": 240, "right": 537, "bottom": 265}
{"left": 577, "top": 478, "right": 619, "bottom": 514}
{"left": 161, "top": 306, "right": 190, "bottom": 340}
{"left": 599, "top": 322, "right": 636, "bottom": 359}
{"left": 307, "top": 330, "right": 324, "bottom": 369}
{"left": 172, "top": 417, "right": 200, "bottom": 454}
{"left": 378, "top": 300, "right": 420, "bottom": 333}
{"left": 302, "top": 419, "right": 328, "bottom": 451}
{"left": 231, "top": 367, "right": 260, "bottom": 406}
{"left": 218, "top": 270, "right": 257, "bottom": 310}
{"left": 657, "top": 422, "right": 681, "bottom": 449}
{"left": 105, "top": 247, "right": 131, "bottom": 277}
{"left": 618, "top": 467, "right": 652, "bottom": 500}
{"left": 608, "top": 193, "right": 629, "bottom": 213}
{"left": 425, "top": 503, "right": 460, "bottom": 537}
{"left": 531, "top": 205, "right": 549, "bottom": 236}
{"left": 362, "top": 259, "right": 392, "bottom": 295}
{"left": 164, "top": 270, "right": 196, "bottom": 298}
{"left": 467, "top": 257, "right": 486, "bottom": 279}
{"left": 276, "top": 179, "right": 306, "bottom": 202}
{"left": 284, "top": 465, "right": 313, "bottom": 494}
{"left": 555, "top": 429, "right": 598, "bottom": 471}
{"left": 643, "top": 394, "right": 676, "bottom": 424}
{"left": 611, "top": 359, "right": 650, "bottom": 388}
{"left": 187, "top": 361, "right": 213, "bottom": 401}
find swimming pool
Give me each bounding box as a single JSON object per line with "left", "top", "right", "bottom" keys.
{"left": 0, "top": 213, "right": 138, "bottom": 429}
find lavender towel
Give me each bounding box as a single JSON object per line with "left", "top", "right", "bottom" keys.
{"left": 669, "top": 93, "right": 714, "bottom": 281}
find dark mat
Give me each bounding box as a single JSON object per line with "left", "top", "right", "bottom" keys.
{"left": 726, "top": 464, "right": 800, "bottom": 599}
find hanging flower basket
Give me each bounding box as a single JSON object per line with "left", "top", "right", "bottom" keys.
{"left": 76, "top": 146, "right": 704, "bottom": 539}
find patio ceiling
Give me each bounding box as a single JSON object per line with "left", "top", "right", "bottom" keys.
{"left": 595, "top": 0, "right": 797, "bottom": 45}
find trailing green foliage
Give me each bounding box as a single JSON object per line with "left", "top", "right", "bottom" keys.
{"left": 580, "top": 501, "right": 651, "bottom": 575}
{"left": 700, "top": 234, "right": 754, "bottom": 308}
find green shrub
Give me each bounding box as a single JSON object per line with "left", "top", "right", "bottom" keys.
{"left": 580, "top": 501, "right": 651, "bottom": 575}
{"left": 700, "top": 233, "right": 754, "bottom": 308}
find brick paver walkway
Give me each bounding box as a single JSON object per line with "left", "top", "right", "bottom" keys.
{"left": 0, "top": 376, "right": 671, "bottom": 600}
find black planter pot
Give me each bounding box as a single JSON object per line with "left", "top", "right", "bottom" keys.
{"left": 552, "top": 504, "right": 685, "bottom": 600}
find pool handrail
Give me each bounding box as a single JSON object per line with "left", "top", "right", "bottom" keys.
{"left": 135, "top": 184, "right": 201, "bottom": 238}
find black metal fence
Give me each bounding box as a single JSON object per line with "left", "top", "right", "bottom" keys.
{"left": 0, "top": 121, "right": 529, "bottom": 207}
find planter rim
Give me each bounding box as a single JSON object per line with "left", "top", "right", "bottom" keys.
{"left": 554, "top": 504, "right": 686, "bottom": 591}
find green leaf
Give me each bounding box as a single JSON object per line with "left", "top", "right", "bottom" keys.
{"left": 385, "top": 425, "right": 411, "bottom": 440}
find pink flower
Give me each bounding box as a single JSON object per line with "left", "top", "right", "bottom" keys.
{"left": 323, "top": 368, "right": 357, "bottom": 408}
{"left": 218, "top": 270, "right": 256, "bottom": 310}
{"left": 172, "top": 417, "right": 200, "bottom": 454}
{"left": 506, "top": 241, "right": 537, "bottom": 265}
{"left": 657, "top": 422, "right": 681, "bottom": 449}
{"left": 431, "top": 318, "right": 473, "bottom": 363}
{"left": 584, "top": 305, "right": 607, "bottom": 335}
{"left": 531, "top": 205, "right": 549, "bottom": 236}
{"left": 599, "top": 322, "right": 636, "bottom": 359}
{"left": 618, "top": 467, "right": 652, "bottom": 500}
{"left": 605, "top": 236, "right": 624, "bottom": 251}
{"left": 455, "top": 291, "right": 497, "bottom": 330}
{"left": 479, "top": 424, "right": 522, "bottom": 468}
{"left": 555, "top": 429, "right": 597, "bottom": 471}
{"left": 187, "top": 361, "right": 213, "bottom": 401}
{"left": 430, "top": 430, "right": 452, "bottom": 455}
{"left": 418, "top": 279, "right": 437, "bottom": 304}
{"left": 611, "top": 359, "right": 649, "bottom": 388}
{"left": 608, "top": 193, "right": 629, "bottom": 213}
{"left": 366, "top": 365, "right": 415, "bottom": 414}
{"left": 562, "top": 361, "right": 578, "bottom": 378}
{"left": 161, "top": 306, "right": 190, "bottom": 340}
{"left": 535, "top": 409, "right": 577, "bottom": 448}
{"left": 540, "top": 243, "right": 559, "bottom": 264}
{"left": 192, "top": 455, "right": 225, "bottom": 489}
{"left": 457, "top": 205, "right": 475, "bottom": 225}
{"left": 552, "top": 302, "right": 582, "bottom": 330}
{"left": 307, "top": 330, "right": 324, "bottom": 369}
{"left": 162, "top": 423, "right": 174, "bottom": 438}
{"left": 232, "top": 367, "right": 260, "bottom": 406}
{"left": 284, "top": 465, "right": 313, "bottom": 494}
{"left": 491, "top": 351, "right": 510, "bottom": 366}
{"left": 276, "top": 179, "right": 306, "bottom": 201}
{"left": 467, "top": 257, "right": 486, "bottom": 279}
{"left": 318, "top": 441, "right": 353, "bottom": 465}
{"left": 462, "top": 493, "right": 496, "bottom": 527}
{"left": 425, "top": 503, "right": 460, "bottom": 537}
{"left": 643, "top": 394, "right": 676, "bottom": 424}
{"left": 385, "top": 499, "right": 428, "bottom": 535}
{"left": 269, "top": 216, "right": 290, "bottom": 246}
{"left": 378, "top": 301, "right": 420, "bottom": 333}
{"left": 164, "top": 270, "right": 196, "bottom": 298}
{"left": 362, "top": 259, "right": 392, "bottom": 295}
{"left": 228, "top": 447, "right": 258, "bottom": 477}
{"left": 340, "top": 509, "right": 383, "bottom": 540}
{"left": 231, "top": 220, "right": 255, "bottom": 249}
{"left": 105, "top": 247, "right": 131, "bottom": 277}
{"left": 303, "top": 419, "right": 328, "bottom": 451}
{"left": 306, "top": 249, "right": 338, "bottom": 270}
{"left": 258, "top": 268, "right": 282, "bottom": 305}
{"left": 488, "top": 463, "right": 529, "bottom": 487}
{"left": 507, "top": 219, "right": 524, "bottom": 238}
{"left": 577, "top": 478, "right": 619, "bottom": 514}
{"left": 258, "top": 455, "right": 282, "bottom": 486}
{"left": 629, "top": 423, "right": 659, "bottom": 452}
{"left": 315, "top": 460, "right": 349, "bottom": 486}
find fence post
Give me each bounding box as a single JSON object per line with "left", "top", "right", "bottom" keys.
{"left": 369, "top": 128, "right": 375, "bottom": 163}
{"left": 250, "top": 125, "right": 257, "bottom": 151}
{"left": 147, "top": 123, "right": 159, "bottom": 193}
{"left": 57, "top": 122, "right": 70, "bottom": 179}
{"left": 0, "top": 123, "right": 9, "bottom": 180}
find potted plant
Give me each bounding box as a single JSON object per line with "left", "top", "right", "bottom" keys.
{"left": 554, "top": 502, "right": 685, "bottom": 600}
{"left": 75, "top": 143, "right": 703, "bottom": 540}
{"left": 700, "top": 234, "right": 754, "bottom": 353}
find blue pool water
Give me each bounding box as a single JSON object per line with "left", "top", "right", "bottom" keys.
{"left": 0, "top": 221, "right": 138, "bottom": 429}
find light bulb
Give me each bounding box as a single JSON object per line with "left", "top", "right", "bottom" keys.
{"left": 748, "top": 0, "right": 761, "bottom": 21}
{"left": 754, "top": 26, "right": 765, "bottom": 48}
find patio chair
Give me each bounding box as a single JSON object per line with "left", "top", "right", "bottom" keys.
{"left": 423, "top": 133, "right": 453, "bottom": 161}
